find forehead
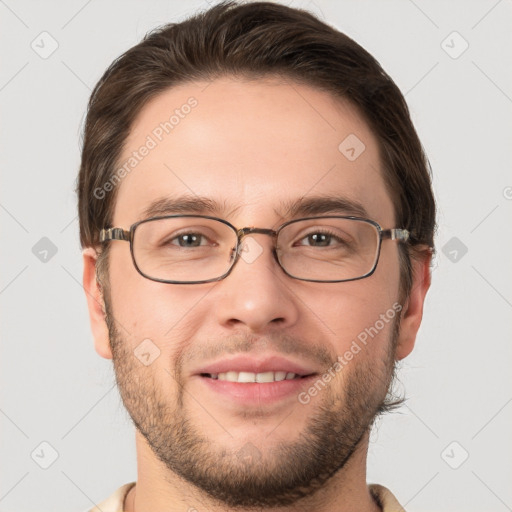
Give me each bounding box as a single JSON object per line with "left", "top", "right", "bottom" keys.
{"left": 113, "top": 77, "right": 395, "bottom": 227}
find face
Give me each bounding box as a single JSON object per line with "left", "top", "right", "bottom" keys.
{"left": 85, "top": 76, "right": 427, "bottom": 508}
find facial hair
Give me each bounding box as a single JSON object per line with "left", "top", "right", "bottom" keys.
{"left": 105, "top": 300, "right": 400, "bottom": 509}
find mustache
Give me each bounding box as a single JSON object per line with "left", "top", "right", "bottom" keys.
{"left": 177, "top": 331, "right": 336, "bottom": 371}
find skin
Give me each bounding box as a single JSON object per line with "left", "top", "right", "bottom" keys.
{"left": 83, "top": 76, "right": 431, "bottom": 512}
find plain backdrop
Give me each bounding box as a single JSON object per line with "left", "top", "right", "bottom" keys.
{"left": 1, "top": 1, "right": 511, "bottom": 511}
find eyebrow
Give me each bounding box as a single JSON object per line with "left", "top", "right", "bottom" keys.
{"left": 139, "top": 194, "right": 369, "bottom": 223}
{"left": 140, "top": 196, "right": 242, "bottom": 220}
{"left": 279, "top": 195, "right": 368, "bottom": 219}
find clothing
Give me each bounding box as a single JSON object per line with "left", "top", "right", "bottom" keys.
{"left": 369, "top": 484, "right": 406, "bottom": 511}
{"left": 86, "top": 483, "right": 134, "bottom": 512}
{"left": 87, "top": 481, "right": 406, "bottom": 511}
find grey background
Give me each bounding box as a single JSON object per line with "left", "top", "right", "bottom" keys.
{"left": 1, "top": 0, "right": 511, "bottom": 511}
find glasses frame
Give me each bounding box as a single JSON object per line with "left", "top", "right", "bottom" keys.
{"left": 99, "top": 214, "right": 410, "bottom": 285}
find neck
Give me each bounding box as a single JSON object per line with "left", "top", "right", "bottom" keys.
{"left": 124, "top": 431, "right": 381, "bottom": 512}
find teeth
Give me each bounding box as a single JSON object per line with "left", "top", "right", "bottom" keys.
{"left": 226, "top": 371, "right": 238, "bottom": 381}
{"left": 274, "top": 371, "right": 287, "bottom": 381}
{"left": 213, "top": 371, "right": 300, "bottom": 383}
{"left": 238, "top": 371, "right": 255, "bottom": 383}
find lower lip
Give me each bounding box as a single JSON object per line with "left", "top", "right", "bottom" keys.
{"left": 196, "top": 375, "right": 317, "bottom": 405}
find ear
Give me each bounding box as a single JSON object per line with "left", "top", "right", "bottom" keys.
{"left": 395, "top": 247, "right": 432, "bottom": 360}
{"left": 82, "top": 247, "right": 112, "bottom": 359}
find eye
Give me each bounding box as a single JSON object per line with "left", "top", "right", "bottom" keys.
{"left": 167, "top": 232, "right": 211, "bottom": 248}
{"left": 296, "top": 230, "right": 347, "bottom": 248}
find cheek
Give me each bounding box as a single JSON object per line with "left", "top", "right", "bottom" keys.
{"left": 107, "top": 245, "right": 205, "bottom": 349}
{"left": 302, "top": 263, "right": 401, "bottom": 358}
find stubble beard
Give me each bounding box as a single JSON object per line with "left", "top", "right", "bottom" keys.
{"left": 105, "top": 298, "right": 400, "bottom": 509}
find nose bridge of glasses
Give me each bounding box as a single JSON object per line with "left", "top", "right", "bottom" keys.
{"left": 237, "top": 227, "right": 278, "bottom": 238}
{"left": 234, "top": 227, "right": 278, "bottom": 256}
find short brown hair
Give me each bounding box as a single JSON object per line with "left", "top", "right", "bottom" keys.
{"left": 77, "top": 0, "right": 435, "bottom": 297}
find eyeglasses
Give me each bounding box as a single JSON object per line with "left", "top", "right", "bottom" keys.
{"left": 99, "top": 215, "right": 409, "bottom": 284}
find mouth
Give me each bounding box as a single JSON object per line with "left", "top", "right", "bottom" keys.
{"left": 200, "top": 371, "right": 315, "bottom": 383}
{"left": 192, "top": 354, "right": 322, "bottom": 405}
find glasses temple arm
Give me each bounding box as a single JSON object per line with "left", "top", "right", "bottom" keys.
{"left": 380, "top": 228, "right": 410, "bottom": 242}
{"left": 99, "top": 227, "right": 131, "bottom": 242}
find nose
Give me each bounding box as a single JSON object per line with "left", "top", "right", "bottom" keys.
{"left": 212, "top": 234, "right": 300, "bottom": 332}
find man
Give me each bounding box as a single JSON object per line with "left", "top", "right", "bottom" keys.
{"left": 78, "top": 1, "right": 435, "bottom": 510}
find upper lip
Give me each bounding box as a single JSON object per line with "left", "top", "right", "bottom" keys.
{"left": 193, "top": 354, "right": 319, "bottom": 377}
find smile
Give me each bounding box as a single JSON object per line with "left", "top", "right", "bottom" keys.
{"left": 201, "top": 371, "right": 311, "bottom": 383}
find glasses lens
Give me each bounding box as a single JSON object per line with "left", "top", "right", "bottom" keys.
{"left": 133, "top": 217, "right": 237, "bottom": 282}
{"left": 277, "top": 218, "right": 380, "bottom": 281}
